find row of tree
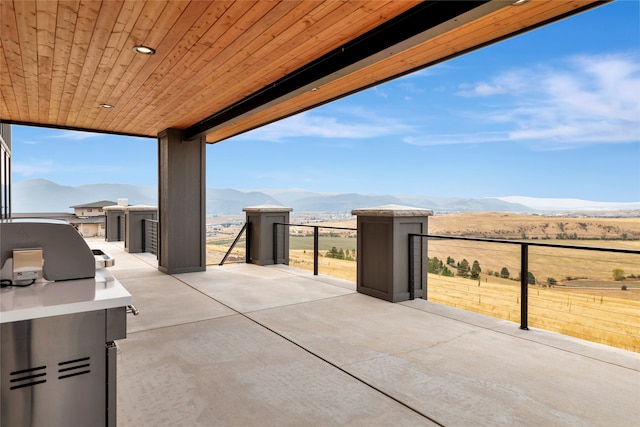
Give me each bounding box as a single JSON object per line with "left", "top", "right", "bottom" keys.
{"left": 428, "top": 256, "right": 537, "bottom": 284}
{"left": 324, "top": 247, "right": 355, "bottom": 261}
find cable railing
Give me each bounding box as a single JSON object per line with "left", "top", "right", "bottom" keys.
{"left": 410, "top": 233, "right": 640, "bottom": 351}
{"left": 274, "top": 222, "right": 357, "bottom": 276}
{"left": 207, "top": 216, "right": 638, "bottom": 350}
{"left": 218, "top": 222, "right": 249, "bottom": 265}
{"left": 142, "top": 219, "right": 158, "bottom": 256}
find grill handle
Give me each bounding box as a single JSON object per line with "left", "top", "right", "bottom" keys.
{"left": 92, "top": 249, "right": 115, "bottom": 268}
{"left": 126, "top": 304, "right": 140, "bottom": 316}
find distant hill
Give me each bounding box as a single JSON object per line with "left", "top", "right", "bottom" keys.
{"left": 292, "top": 193, "right": 406, "bottom": 212}
{"left": 12, "top": 179, "right": 156, "bottom": 212}
{"left": 11, "top": 179, "right": 639, "bottom": 215}
{"left": 496, "top": 196, "right": 640, "bottom": 212}
{"left": 206, "top": 188, "right": 281, "bottom": 214}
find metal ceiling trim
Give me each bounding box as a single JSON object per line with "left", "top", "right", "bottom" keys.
{"left": 4, "top": 120, "right": 155, "bottom": 140}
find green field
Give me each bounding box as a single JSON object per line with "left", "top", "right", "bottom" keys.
{"left": 289, "top": 235, "right": 357, "bottom": 252}
{"left": 208, "top": 235, "right": 355, "bottom": 253}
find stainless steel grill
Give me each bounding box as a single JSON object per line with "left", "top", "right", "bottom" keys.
{"left": 1, "top": 220, "right": 133, "bottom": 427}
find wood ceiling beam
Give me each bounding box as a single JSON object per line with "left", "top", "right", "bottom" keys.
{"left": 184, "top": 1, "right": 496, "bottom": 141}
{"left": 0, "top": 1, "right": 608, "bottom": 140}
{"left": 199, "top": 0, "right": 609, "bottom": 144}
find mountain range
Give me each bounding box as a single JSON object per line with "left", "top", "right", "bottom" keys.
{"left": 11, "top": 179, "right": 640, "bottom": 215}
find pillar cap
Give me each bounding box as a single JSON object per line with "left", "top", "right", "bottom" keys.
{"left": 103, "top": 205, "right": 126, "bottom": 211}
{"left": 351, "top": 204, "right": 433, "bottom": 217}
{"left": 123, "top": 205, "right": 158, "bottom": 211}
{"left": 243, "top": 204, "right": 293, "bottom": 213}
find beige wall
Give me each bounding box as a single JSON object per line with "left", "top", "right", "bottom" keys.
{"left": 74, "top": 207, "right": 106, "bottom": 218}
{"left": 77, "top": 223, "right": 105, "bottom": 238}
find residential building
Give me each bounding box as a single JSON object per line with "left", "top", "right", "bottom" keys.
{"left": 68, "top": 200, "right": 116, "bottom": 237}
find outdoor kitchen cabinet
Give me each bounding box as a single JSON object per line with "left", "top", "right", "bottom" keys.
{"left": 1, "top": 271, "right": 131, "bottom": 427}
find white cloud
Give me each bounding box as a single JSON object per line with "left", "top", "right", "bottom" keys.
{"left": 398, "top": 82, "right": 425, "bottom": 95}
{"left": 13, "top": 160, "right": 123, "bottom": 178}
{"left": 457, "top": 70, "right": 530, "bottom": 97}
{"left": 247, "top": 171, "right": 294, "bottom": 182}
{"left": 457, "top": 81, "right": 508, "bottom": 96}
{"left": 12, "top": 160, "right": 54, "bottom": 176}
{"left": 451, "top": 53, "right": 640, "bottom": 147}
{"left": 372, "top": 87, "right": 389, "bottom": 99}
{"left": 241, "top": 53, "right": 638, "bottom": 150}
{"left": 404, "top": 132, "right": 509, "bottom": 147}
{"left": 240, "top": 109, "right": 413, "bottom": 142}
{"left": 48, "top": 130, "right": 103, "bottom": 141}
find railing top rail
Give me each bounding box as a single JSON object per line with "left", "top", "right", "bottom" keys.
{"left": 275, "top": 222, "right": 356, "bottom": 231}
{"left": 411, "top": 233, "right": 640, "bottom": 255}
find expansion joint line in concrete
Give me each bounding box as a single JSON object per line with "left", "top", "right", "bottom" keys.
{"left": 175, "top": 276, "right": 447, "bottom": 427}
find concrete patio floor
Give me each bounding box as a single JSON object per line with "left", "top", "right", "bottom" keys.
{"left": 91, "top": 240, "right": 640, "bottom": 427}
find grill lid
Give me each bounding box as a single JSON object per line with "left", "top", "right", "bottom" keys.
{"left": 1, "top": 220, "right": 96, "bottom": 281}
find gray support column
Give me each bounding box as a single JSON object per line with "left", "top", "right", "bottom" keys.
{"left": 243, "top": 205, "right": 292, "bottom": 266}
{"left": 351, "top": 205, "right": 433, "bottom": 302}
{"left": 158, "top": 129, "right": 206, "bottom": 274}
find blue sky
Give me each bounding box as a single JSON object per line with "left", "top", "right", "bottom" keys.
{"left": 11, "top": 1, "right": 640, "bottom": 202}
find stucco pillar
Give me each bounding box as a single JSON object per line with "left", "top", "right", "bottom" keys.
{"left": 243, "top": 205, "right": 292, "bottom": 266}
{"left": 124, "top": 205, "right": 158, "bottom": 253}
{"left": 158, "top": 129, "right": 206, "bottom": 274}
{"left": 351, "top": 204, "right": 433, "bottom": 302}
{"left": 103, "top": 204, "right": 126, "bottom": 242}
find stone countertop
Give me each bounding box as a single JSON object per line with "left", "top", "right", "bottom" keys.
{"left": 0, "top": 269, "right": 131, "bottom": 323}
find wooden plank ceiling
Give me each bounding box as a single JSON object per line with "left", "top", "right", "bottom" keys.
{"left": 0, "top": 0, "right": 605, "bottom": 143}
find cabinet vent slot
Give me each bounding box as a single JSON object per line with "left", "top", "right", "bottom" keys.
{"left": 59, "top": 356, "right": 90, "bottom": 366}
{"left": 9, "top": 366, "right": 47, "bottom": 390}
{"left": 58, "top": 357, "right": 91, "bottom": 380}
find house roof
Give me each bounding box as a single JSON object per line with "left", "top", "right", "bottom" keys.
{"left": 1, "top": 1, "right": 605, "bottom": 144}
{"left": 10, "top": 212, "right": 76, "bottom": 221}
{"left": 70, "top": 200, "right": 117, "bottom": 209}
{"left": 69, "top": 216, "right": 106, "bottom": 225}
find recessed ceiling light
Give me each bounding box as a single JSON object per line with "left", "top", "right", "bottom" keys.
{"left": 133, "top": 45, "right": 156, "bottom": 55}
{"left": 511, "top": 0, "right": 531, "bottom": 6}
{"left": 99, "top": 103, "right": 114, "bottom": 109}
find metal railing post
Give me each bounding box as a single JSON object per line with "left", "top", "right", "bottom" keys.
{"left": 408, "top": 234, "right": 415, "bottom": 300}
{"left": 273, "top": 223, "right": 278, "bottom": 265}
{"left": 220, "top": 222, "right": 248, "bottom": 266}
{"left": 313, "top": 226, "right": 319, "bottom": 275}
{"left": 520, "top": 243, "right": 529, "bottom": 330}
{"left": 245, "top": 221, "right": 251, "bottom": 263}
{"left": 411, "top": 232, "right": 639, "bottom": 333}
{"left": 142, "top": 219, "right": 147, "bottom": 252}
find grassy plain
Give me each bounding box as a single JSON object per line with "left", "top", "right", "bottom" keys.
{"left": 427, "top": 274, "right": 639, "bottom": 352}
{"left": 427, "top": 239, "right": 640, "bottom": 291}
{"left": 429, "top": 211, "right": 640, "bottom": 240}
